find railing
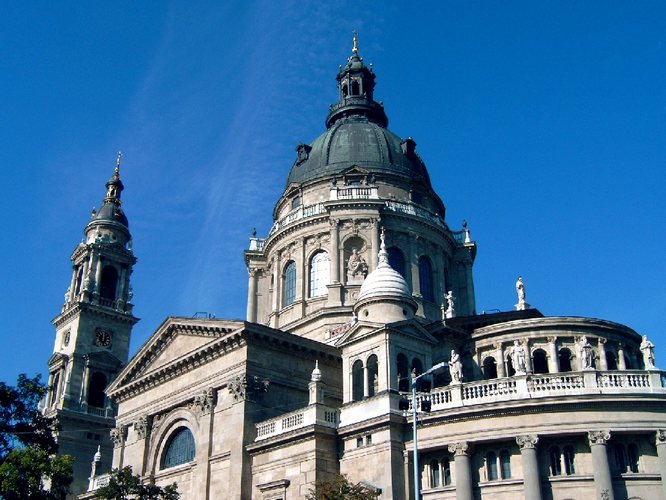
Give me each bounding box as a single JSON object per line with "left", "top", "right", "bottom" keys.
{"left": 255, "top": 404, "right": 339, "bottom": 442}
{"left": 266, "top": 203, "right": 327, "bottom": 237}
{"left": 88, "top": 473, "right": 110, "bottom": 491}
{"left": 418, "top": 370, "right": 665, "bottom": 413}
{"left": 98, "top": 297, "right": 116, "bottom": 308}
{"left": 384, "top": 201, "right": 447, "bottom": 230}
{"left": 330, "top": 185, "right": 379, "bottom": 201}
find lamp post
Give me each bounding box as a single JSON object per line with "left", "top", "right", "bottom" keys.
{"left": 411, "top": 361, "right": 448, "bottom": 500}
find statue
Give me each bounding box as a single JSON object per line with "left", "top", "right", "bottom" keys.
{"left": 510, "top": 340, "right": 527, "bottom": 375}
{"left": 640, "top": 335, "right": 656, "bottom": 369}
{"left": 347, "top": 248, "right": 368, "bottom": 278}
{"left": 449, "top": 349, "right": 462, "bottom": 384}
{"left": 579, "top": 336, "right": 595, "bottom": 370}
{"left": 515, "top": 276, "right": 529, "bottom": 311}
{"left": 444, "top": 291, "right": 456, "bottom": 319}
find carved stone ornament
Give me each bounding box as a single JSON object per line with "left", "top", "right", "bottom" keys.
{"left": 656, "top": 429, "right": 666, "bottom": 445}
{"left": 447, "top": 442, "right": 469, "bottom": 456}
{"left": 228, "top": 374, "right": 270, "bottom": 402}
{"left": 588, "top": 430, "right": 611, "bottom": 446}
{"left": 133, "top": 416, "right": 150, "bottom": 440}
{"left": 516, "top": 435, "right": 539, "bottom": 450}
{"left": 190, "top": 388, "right": 217, "bottom": 415}
{"left": 110, "top": 426, "right": 127, "bottom": 447}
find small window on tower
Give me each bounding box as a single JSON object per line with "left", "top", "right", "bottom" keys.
{"left": 291, "top": 196, "right": 301, "bottom": 210}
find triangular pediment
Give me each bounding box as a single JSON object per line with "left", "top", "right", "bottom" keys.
{"left": 339, "top": 166, "right": 370, "bottom": 177}
{"left": 86, "top": 350, "right": 123, "bottom": 370}
{"left": 107, "top": 317, "right": 244, "bottom": 394}
{"left": 47, "top": 352, "right": 69, "bottom": 368}
{"left": 333, "top": 318, "right": 438, "bottom": 347}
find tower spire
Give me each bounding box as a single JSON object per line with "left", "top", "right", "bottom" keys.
{"left": 352, "top": 30, "right": 359, "bottom": 54}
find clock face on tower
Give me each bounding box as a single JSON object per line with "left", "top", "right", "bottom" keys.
{"left": 95, "top": 329, "right": 112, "bottom": 347}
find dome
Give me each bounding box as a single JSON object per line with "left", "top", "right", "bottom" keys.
{"left": 357, "top": 232, "right": 412, "bottom": 304}
{"left": 286, "top": 116, "right": 432, "bottom": 187}
{"left": 90, "top": 202, "right": 129, "bottom": 227}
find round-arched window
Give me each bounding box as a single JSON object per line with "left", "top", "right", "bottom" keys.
{"left": 418, "top": 256, "right": 434, "bottom": 302}
{"left": 283, "top": 261, "right": 297, "bottom": 306}
{"left": 387, "top": 247, "right": 406, "bottom": 279}
{"left": 309, "top": 251, "right": 329, "bottom": 298}
{"left": 161, "top": 427, "right": 195, "bottom": 469}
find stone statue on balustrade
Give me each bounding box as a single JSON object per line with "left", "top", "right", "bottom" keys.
{"left": 515, "top": 276, "right": 530, "bottom": 311}
{"left": 640, "top": 335, "right": 656, "bottom": 370}
{"left": 510, "top": 340, "right": 527, "bottom": 375}
{"left": 449, "top": 349, "right": 463, "bottom": 384}
{"left": 579, "top": 336, "right": 596, "bottom": 370}
{"left": 443, "top": 291, "right": 456, "bottom": 319}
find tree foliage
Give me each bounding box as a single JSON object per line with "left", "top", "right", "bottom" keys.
{"left": 95, "top": 466, "right": 179, "bottom": 500}
{"left": 0, "top": 374, "right": 73, "bottom": 499}
{"left": 306, "top": 474, "right": 381, "bottom": 500}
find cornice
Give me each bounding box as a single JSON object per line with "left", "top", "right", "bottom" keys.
{"left": 52, "top": 302, "right": 139, "bottom": 328}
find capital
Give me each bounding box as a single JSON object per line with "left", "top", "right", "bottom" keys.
{"left": 588, "top": 430, "right": 611, "bottom": 446}
{"left": 516, "top": 435, "right": 539, "bottom": 450}
{"left": 547, "top": 336, "right": 557, "bottom": 344}
{"left": 656, "top": 429, "right": 666, "bottom": 445}
{"left": 447, "top": 441, "right": 469, "bottom": 456}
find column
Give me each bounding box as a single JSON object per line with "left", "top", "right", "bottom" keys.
{"left": 330, "top": 219, "right": 340, "bottom": 283}
{"left": 495, "top": 343, "right": 506, "bottom": 378}
{"left": 523, "top": 340, "right": 533, "bottom": 373}
{"left": 93, "top": 256, "right": 103, "bottom": 302}
{"left": 363, "top": 365, "right": 369, "bottom": 398}
{"left": 271, "top": 256, "right": 280, "bottom": 313}
{"left": 655, "top": 430, "right": 666, "bottom": 500}
{"left": 246, "top": 269, "right": 258, "bottom": 322}
{"left": 516, "top": 435, "right": 542, "bottom": 500}
{"left": 67, "top": 267, "right": 77, "bottom": 303}
{"left": 588, "top": 430, "right": 614, "bottom": 500}
{"left": 117, "top": 267, "right": 127, "bottom": 307}
{"left": 409, "top": 232, "right": 420, "bottom": 296}
{"left": 80, "top": 360, "right": 91, "bottom": 408}
{"left": 370, "top": 218, "right": 380, "bottom": 271}
{"left": 547, "top": 337, "right": 559, "bottom": 373}
{"left": 448, "top": 442, "right": 473, "bottom": 500}
{"left": 617, "top": 344, "right": 626, "bottom": 370}
{"left": 597, "top": 338, "right": 608, "bottom": 370}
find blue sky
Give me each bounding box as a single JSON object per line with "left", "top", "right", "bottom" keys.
{"left": 1, "top": 1, "right": 664, "bottom": 385}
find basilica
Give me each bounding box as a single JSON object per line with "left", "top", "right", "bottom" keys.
{"left": 44, "top": 39, "right": 666, "bottom": 500}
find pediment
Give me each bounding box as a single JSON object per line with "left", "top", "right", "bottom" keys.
{"left": 86, "top": 350, "right": 123, "bottom": 369}
{"left": 47, "top": 352, "right": 69, "bottom": 368}
{"left": 333, "top": 318, "right": 438, "bottom": 347}
{"left": 339, "top": 166, "right": 370, "bottom": 177}
{"left": 107, "top": 317, "right": 244, "bottom": 394}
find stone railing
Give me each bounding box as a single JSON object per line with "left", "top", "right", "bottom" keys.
{"left": 267, "top": 203, "right": 327, "bottom": 237}
{"left": 255, "top": 404, "right": 339, "bottom": 442}
{"left": 329, "top": 185, "right": 379, "bottom": 201}
{"left": 417, "top": 370, "right": 665, "bottom": 413}
{"left": 87, "top": 473, "right": 110, "bottom": 491}
{"left": 383, "top": 201, "right": 447, "bottom": 230}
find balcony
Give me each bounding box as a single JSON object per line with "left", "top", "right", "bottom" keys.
{"left": 267, "top": 203, "right": 327, "bottom": 237}
{"left": 254, "top": 404, "right": 339, "bottom": 442}
{"left": 329, "top": 185, "right": 379, "bottom": 201}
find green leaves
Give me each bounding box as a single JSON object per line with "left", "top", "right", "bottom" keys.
{"left": 95, "top": 467, "right": 179, "bottom": 500}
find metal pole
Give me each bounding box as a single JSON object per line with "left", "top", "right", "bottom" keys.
{"left": 412, "top": 379, "right": 419, "bottom": 500}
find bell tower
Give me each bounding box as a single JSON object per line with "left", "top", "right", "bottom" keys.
{"left": 44, "top": 154, "right": 138, "bottom": 496}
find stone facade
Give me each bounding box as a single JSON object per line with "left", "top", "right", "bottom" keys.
{"left": 64, "top": 44, "right": 666, "bottom": 500}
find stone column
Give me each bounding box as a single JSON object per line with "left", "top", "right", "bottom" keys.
{"left": 597, "top": 338, "right": 608, "bottom": 370}
{"left": 516, "top": 435, "right": 542, "bottom": 500}
{"left": 655, "top": 430, "right": 666, "bottom": 500}
{"left": 246, "top": 269, "right": 258, "bottom": 322}
{"left": 363, "top": 364, "right": 369, "bottom": 398}
{"left": 330, "top": 219, "right": 340, "bottom": 283}
{"left": 370, "top": 218, "right": 380, "bottom": 271}
{"left": 67, "top": 267, "right": 77, "bottom": 303}
{"left": 523, "top": 340, "right": 533, "bottom": 373}
{"left": 94, "top": 257, "right": 103, "bottom": 298}
{"left": 409, "top": 232, "right": 420, "bottom": 296}
{"left": 547, "top": 337, "right": 559, "bottom": 373}
{"left": 617, "top": 344, "right": 626, "bottom": 370}
{"left": 448, "top": 442, "right": 473, "bottom": 500}
{"left": 271, "top": 256, "right": 280, "bottom": 313}
{"left": 495, "top": 343, "right": 506, "bottom": 378}
{"left": 588, "top": 430, "right": 614, "bottom": 500}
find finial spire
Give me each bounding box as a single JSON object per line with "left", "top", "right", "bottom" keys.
{"left": 352, "top": 30, "right": 359, "bottom": 54}
{"left": 115, "top": 151, "right": 122, "bottom": 175}
{"left": 377, "top": 227, "right": 388, "bottom": 266}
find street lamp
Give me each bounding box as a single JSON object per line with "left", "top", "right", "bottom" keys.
{"left": 411, "top": 361, "right": 448, "bottom": 500}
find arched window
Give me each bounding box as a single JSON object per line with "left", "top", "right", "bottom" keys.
{"left": 443, "top": 458, "right": 451, "bottom": 485}
{"left": 367, "top": 355, "right": 379, "bottom": 397}
{"left": 351, "top": 80, "right": 360, "bottom": 96}
{"left": 533, "top": 349, "right": 549, "bottom": 374}
{"left": 412, "top": 358, "right": 424, "bottom": 377}
{"left": 352, "top": 360, "right": 364, "bottom": 401}
{"left": 559, "top": 348, "right": 573, "bottom": 372}
{"left": 100, "top": 266, "right": 118, "bottom": 301}
{"left": 624, "top": 353, "right": 633, "bottom": 369}
{"left": 160, "top": 427, "right": 195, "bottom": 469}
{"left": 606, "top": 352, "right": 618, "bottom": 370}
{"left": 500, "top": 449, "right": 511, "bottom": 479}
{"left": 549, "top": 447, "right": 562, "bottom": 476}
{"left": 75, "top": 268, "right": 83, "bottom": 295}
{"left": 291, "top": 195, "right": 301, "bottom": 209}
{"left": 506, "top": 356, "right": 515, "bottom": 377}
{"left": 387, "top": 247, "right": 406, "bottom": 279}
{"left": 486, "top": 451, "right": 498, "bottom": 480}
{"left": 614, "top": 443, "right": 627, "bottom": 473}
{"left": 309, "top": 251, "right": 329, "bottom": 298}
{"left": 483, "top": 356, "right": 498, "bottom": 380}
{"left": 282, "top": 261, "right": 296, "bottom": 307}
{"left": 49, "top": 373, "right": 60, "bottom": 407}
{"left": 341, "top": 83, "right": 348, "bottom": 98}
{"left": 563, "top": 446, "right": 575, "bottom": 475}
{"left": 397, "top": 354, "right": 410, "bottom": 392}
{"left": 418, "top": 256, "right": 434, "bottom": 302}
{"left": 627, "top": 443, "right": 639, "bottom": 473}
{"left": 87, "top": 372, "right": 107, "bottom": 408}
{"left": 430, "top": 460, "right": 440, "bottom": 487}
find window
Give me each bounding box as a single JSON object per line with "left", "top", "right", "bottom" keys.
{"left": 563, "top": 446, "right": 575, "bottom": 475}
{"left": 87, "top": 372, "right": 107, "bottom": 408}
{"left": 533, "top": 349, "right": 549, "bottom": 374}
{"left": 418, "top": 256, "right": 434, "bottom": 302}
{"left": 387, "top": 247, "right": 406, "bottom": 278}
{"left": 49, "top": 373, "right": 60, "bottom": 407}
{"left": 606, "top": 352, "right": 618, "bottom": 370}
{"left": 352, "top": 360, "right": 364, "bottom": 401}
{"left": 429, "top": 458, "right": 451, "bottom": 488}
{"left": 161, "top": 427, "right": 195, "bottom": 469}
{"left": 614, "top": 443, "right": 640, "bottom": 474}
{"left": 487, "top": 451, "right": 498, "bottom": 480}
{"left": 549, "top": 447, "right": 562, "bottom": 476}
{"left": 559, "top": 348, "right": 573, "bottom": 372}
{"left": 430, "top": 460, "right": 441, "bottom": 487}
{"left": 397, "top": 354, "right": 410, "bottom": 392}
{"left": 500, "top": 450, "right": 511, "bottom": 479}
{"left": 627, "top": 444, "right": 639, "bottom": 473}
{"left": 309, "top": 251, "right": 329, "bottom": 298}
{"left": 291, "top": 196, "right": 301, "bottom": 209}
{"left": 483, "top": 356, "right": 498, "bottom": 380}
{"left": 367, "top": 355, "right": 379, "bottom": 397}
{"left": 282, "top": 261, "right": 296, "bottom": 306}
{"left": 100, "top": 265, "right": 118, "bottom": 301}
